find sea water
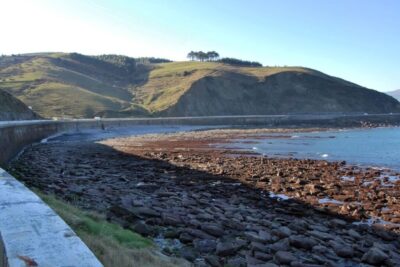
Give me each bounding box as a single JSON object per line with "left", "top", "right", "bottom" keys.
{"left": 236, "top": 127, "right": 400, "bottom": 170}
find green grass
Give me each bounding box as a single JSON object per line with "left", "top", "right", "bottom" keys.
{"left": 36, "top": 192, "right": 189, "bottom": 267}
{"left": 19, "top": 82, "right": 128, "bottom": 118}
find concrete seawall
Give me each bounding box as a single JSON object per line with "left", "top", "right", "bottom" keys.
{"left": 1, "top": 113, "right": 400, "bottom": 266}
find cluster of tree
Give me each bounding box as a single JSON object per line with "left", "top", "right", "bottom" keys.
{"left": 95, "top": 54, "right": 137, "bottom": 74}
{"left": 187, "top": 51, "right": 220, "bottom": 61}
{"left": 218, "top": 57, "right": 262, "bottom": 67}
{"left": 136, "top": 57, "right": 172, "bottom": 64}
{"left": 187, "top": 51, "right": 262, "bottom": 67}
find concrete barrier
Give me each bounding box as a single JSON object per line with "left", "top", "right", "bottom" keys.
{"left": 0, "top": 168, "right": 103, "bottom": 267}
{"left": 1, "top": 113, "right": 400, "bottom": 266}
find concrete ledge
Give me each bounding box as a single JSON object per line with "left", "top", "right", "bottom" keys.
{"left": 0, "top": 168, "right": 103, "bottom": 267}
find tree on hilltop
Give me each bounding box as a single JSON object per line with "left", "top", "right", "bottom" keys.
{"left": 187, "top": 51, "right": 220, "bottom": 62}
{"left": 187, "top": 51, "right": 196, "bottom": 61}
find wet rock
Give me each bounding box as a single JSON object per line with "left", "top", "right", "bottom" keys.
{"left": 270, "top": 238, "right": 290, "bottom": 252}
{"left": 273, "top": 226, "right": 292, "bottom": 239}
{"left": 108, "top": 205, "right": 140, "bottom": 221}
{"left": 290, "top": 262, "right": 325, "bottom": 267}
{"left": 180, "top": 246, "right": 198, "bottom": 261}
{"left": 216, "top": 241, "right": 242, "bottom": 256}
{"left": 253, "top": 264, "right": 279, "bottom": 267}
{"left": 254, "top": 251, "right": 273, "bottom": 261}
{"left": 329, "top": 240, "right": 353, "bottom": 258}
{"left": 193, "top": 239, "right": 217, "bottom": 253}
{"left": 194, "top": 258, "right": 208, "bottom": 267}
{"left": 205, "top": 255, "right": 221, "bottom": 267}
{"left": 201, "top": 223, "right": 224, "bottom": 237}
{"left": 330, "top": 219, "right": 347, "bottom": 228}
{"left": 187, "top": 229, "right": 215, "bottom": 240}
{"left": 362, "top": 247, "right": 389, "bottom": 265}
{"left": 274, "top": 251, "right": 296, "bottom": 264}
{"left": 347, "top": 229, "right": 362, "bottom": 240}
{"left": 226, "top": 257, "right": 246, "bottom": 267}
{"left": 162, "top": 213, "right": 182, "bottom": 226}
{"left": 251, "top": 241, "right": 270, "bottom": 253}
{"left": 133, "top": 207, "right": 160, "bottom": 217}
{"left": 179, "top": 232, "right": 194, "bottom": 243}
{"left": 131, "top": 221, "right": 153, "bottom": 236}
{"left": 289, "top": 235, "right": 317, "bottom": 250}
{"left": 308, "top": 230, "right": 333, "bottom": 241}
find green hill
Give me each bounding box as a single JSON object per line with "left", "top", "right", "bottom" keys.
{"left": 0, "top": 89, "right": 40, "bottom": 120}
{"left": 1, "top": 53, "right": 399, "bottom": 118}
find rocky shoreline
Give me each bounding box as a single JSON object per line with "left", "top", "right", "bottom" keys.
{"left": 10, "top": 128, "right": 400, "bottom": 266}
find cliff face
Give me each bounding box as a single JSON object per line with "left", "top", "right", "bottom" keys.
{"left": 0, "top": 90, "right": 40, "bottom": 120}
{"left": 161, "top": 71, "right": 400, "bottom": 116}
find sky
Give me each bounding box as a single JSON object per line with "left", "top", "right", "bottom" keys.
{"left": 0, "top": 0, "right": 399, "bottom": 92}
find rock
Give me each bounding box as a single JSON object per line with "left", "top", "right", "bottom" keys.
{"left": 308, "top": 230, "right": 333, "bottom": 241}
{"left": 162, "top": 213, "right": 182, "bottom": 226}
{"left": 193, "top": 239, "right": 217, "bottom": 253}
{"left": 164, "top": 228, "right": 180, "bottom": 238}
{"left": 254, "top": 264, "right": 279, "bottom": 267}
{"left": 254, "top": 251, "right": 273, "bottom": 261}
{"left": 330, "top": 219, "right": 347, "bottom": 228}
{"left": 289, "top": 235, "right": 317, "bottom": 250}
{"left": 251, "top": 241, "right": 270, "bottom": 253}
{"left": 347, "top": 229, "right": 362, "bottom": 240}
{"left": 201, "top": 223, "right": 224, "bottom": 237}
{"left": 274, "top": 251, "right": 296, "bottom": 264}
{"left": 109, "top": 205, "right": 140, "bottom": 221}
{"left": 187, "top": 229, "right": 215, "bottom": 240}
{"left": 193, "top": 258, "right": 208, "bottom": 267}
{"left": 273, "top": 226, "right": 292, "bottom": 238}
{"left": 134, "top": 207, "right": 160, "bottom": 217}
{"left": 270, "top": 238, "right": 290, "bottom": 252}
{"left": 131, "top": 221, "right": 153, "bottom": 236}
{"left": 179, "top": 232, "right": 194, "bottom": 243}
{"left": 258, "top": 230, "right": 273, "bottom": 243}
{"left": 290, "top": 262, "right": 325, "bottom": 267}
{"left": 226, "top": 257, "right": 246, "bottom": 267}
{"left": 246, "top": 255, "right": 265, "bottom": 265}
{"left": 329, "top": 240, "right": 353, "bottom": 258}
{"left": 205, "top": 255, "right": 221, "bottom": 267}
{"left": 216, "top": 241, "right": 242, "bottom": 256}
{"left": 362, "top": 247, "right": 389, "bottom": 265}
{"left": 180, "top": 246, "right": 198, "bottom": 261}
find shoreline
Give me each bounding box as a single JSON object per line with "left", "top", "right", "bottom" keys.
{"left": 9, "top": 127, "right": 400, "bottom": 266}
{"left": 101, "top": 128, "right": 400, "bottom": 229}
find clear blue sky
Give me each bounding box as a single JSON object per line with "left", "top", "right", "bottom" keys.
{"left": 0, "top": 0, "right": 399, "bottom": 92}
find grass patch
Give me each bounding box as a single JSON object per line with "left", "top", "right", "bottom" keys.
{"left": 36, "top": 192, "right": 189, "bottom": 267}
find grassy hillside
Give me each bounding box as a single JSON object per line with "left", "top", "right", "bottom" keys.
{"left": 0, "top": 89, "right": 40, "bottom": 120}
{"left": 1, "top": 53, "right": 399, "bottom": 118}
